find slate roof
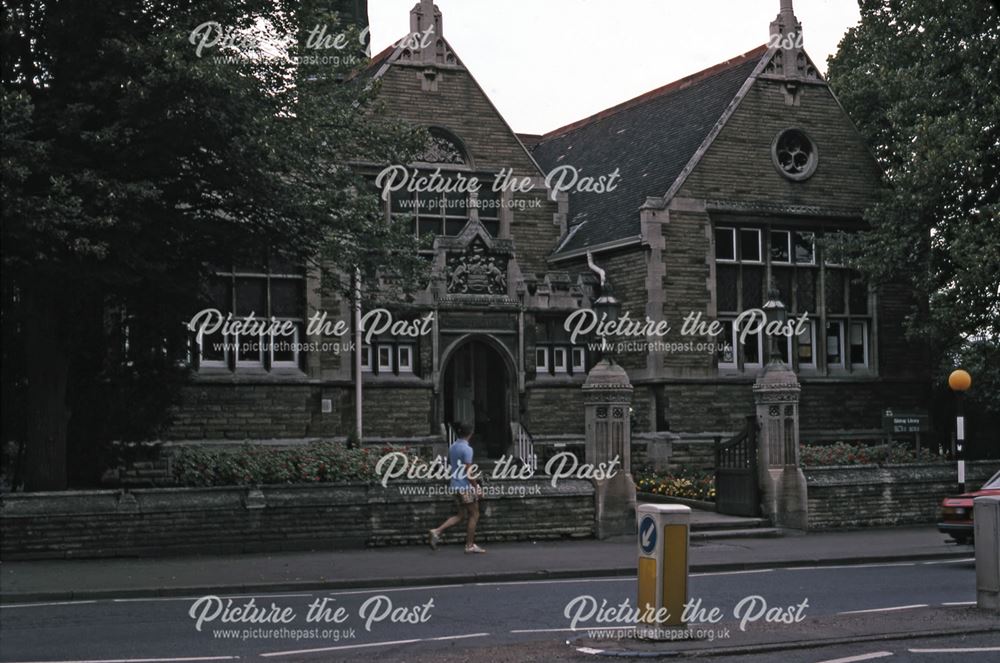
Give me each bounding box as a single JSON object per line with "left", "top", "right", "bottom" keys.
{"left": 531, "top": 46, "right": 767, "bottom": 257}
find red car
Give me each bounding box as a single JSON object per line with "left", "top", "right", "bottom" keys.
{"left": 938, "top": 470, "right": 1000, "bottom": 545}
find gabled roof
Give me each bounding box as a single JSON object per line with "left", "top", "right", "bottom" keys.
{"left": 531, "top": 46, "right": 768, "bottom": 257}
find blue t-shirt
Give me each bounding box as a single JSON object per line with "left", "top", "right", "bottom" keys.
{"left": 449, "top": 439, "right": 474, "bottom": 490}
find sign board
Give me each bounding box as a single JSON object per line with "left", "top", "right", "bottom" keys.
{"left": 639, "top": 515, "right": 657, "bottom": 555}
{"left": 882, "top": 410, "right": 930, "bottom": 434}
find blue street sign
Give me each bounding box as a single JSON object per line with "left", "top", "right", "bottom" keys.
{"left": 639, "top": 515, "right": 657, "bottom": 555}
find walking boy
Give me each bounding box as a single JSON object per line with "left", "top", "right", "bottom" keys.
{"left": 428, "top": 422, "right": 486, "bottom": 554}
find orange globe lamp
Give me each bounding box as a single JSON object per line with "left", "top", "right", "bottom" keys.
{"left": 948, "top": 369, "right": 972, "bottom": 392}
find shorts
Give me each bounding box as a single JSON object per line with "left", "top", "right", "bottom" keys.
{"left": 455, "top": 488, "right": 479, "bottom": 505}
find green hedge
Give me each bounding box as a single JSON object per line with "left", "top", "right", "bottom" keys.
{"left": 170, "top": 442, "right": 419, "bottom": 487}
{"left": 799, "top": 441, "right": 936, "bottom": 467}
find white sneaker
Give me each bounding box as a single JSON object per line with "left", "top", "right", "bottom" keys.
{"left": 464, "top": 544, "right": 486, "bottom": 554}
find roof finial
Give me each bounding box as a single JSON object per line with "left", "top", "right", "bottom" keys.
{"left": 409, "top": 1, "right": 441, "bottom": 64}
{"left": 768, "top": 0, "right": 814, "bottom": 86}
{"left": 771, "top": 0, "right": 801, "bottom": 44}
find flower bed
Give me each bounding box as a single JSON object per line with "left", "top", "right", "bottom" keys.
{"left": 170, "top": 442, "right": 420, "bottom": 487}
{"left": 799, "top": 441, "right": 936, "bottom": 467}
{"left": 633, "top": 466, "right": 715, "bottom": 501}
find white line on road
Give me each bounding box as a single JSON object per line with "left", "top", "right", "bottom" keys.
{"left": 509, "top": 626, "right": 637, "bottom": 634}
{"left": 260, "top": 639, "right": 421, "bottom": 657}
{"left": 259, "top": 633, "right": 489, "bottom": 657}
{"left": 909, "top": 647, "right": 1000, "bottom": 653}
{"left": 789, "top": 563, "right": 916, "bottom": 571}
{"left": 110, "top": 594, "right": 313, "bottom": 603}
{"left": 838, "top": 604, "right": 928, "bottom": 615}
{"left": 2, "top": 593, "right": 316, "bottom": 609}
{"left": 1, "top": 658, "right": 239, "bottom": 663}
{"left": 427, "top": 632, "right": 490, "bottom": 641}
{"left": 940, "top": 601, "right": 976, "bottom": 606}
{"left": 0, "top": 600, "right": 98, "bottom": 609}
{"left": 474, "top": 577, "right": 630, "bottom": 587}
{"left": 692, "top": 569, "right": 774, "bottom": 577}
{"left": 326, "top": 584, "right": 463, "bottom": 596}
{"left": 813, "top": 652, "right": 894, "bottom": 663}
{"left": 921, "top": 558, "right": 975, "bottom": 565}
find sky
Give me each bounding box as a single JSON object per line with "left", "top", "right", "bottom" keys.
{"left": 368, "top": 0, "right": 861, "bottom": 135}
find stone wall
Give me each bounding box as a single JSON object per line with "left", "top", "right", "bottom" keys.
{"left": 168, "top": 383, "right": 323, "bottom": 440}
{"left": 805, "top": 461, "right": 999, "bottom": 529}
{"left": 679, "top": 79, "right": 881, "bottom": 213}
{"left": 375, "top": 63, "right": 560, "bottom": 275}
{"left": 0, "top": 479, "right": 595, "bottom": 560}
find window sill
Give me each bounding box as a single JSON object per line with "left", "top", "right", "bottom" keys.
{"left": 529, "top": 374, "right": 587, "bottom": 386}
{"left": 191, "top": 368, "right": 311, "bottom": 383}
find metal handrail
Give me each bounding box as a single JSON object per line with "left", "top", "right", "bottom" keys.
{"left": 510, "top": 420, "right": 539, "bottom": 471}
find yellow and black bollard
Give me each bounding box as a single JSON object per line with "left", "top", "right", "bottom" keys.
{"left": 637, "top": 503, "right": 691, "bottom": 638}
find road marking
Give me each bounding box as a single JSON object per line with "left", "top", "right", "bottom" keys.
{"left": 838, "top": 604, "right": 928, "bottom": 615}
{"left": 259, "top": 633, "right": 488, "bottom": 657}
{"left": 1, "top": 658, "right": 239, "bottom": 663}
{"left": 909, "top": 647, "right": 1000, "bottom": 653}
{"left": 2, "top": 593, "right": 316, "bottom": 609}
{"left": 941, "top": 601, "right": 976, "bottom": 606}
{"left": 510, "top": 626, "right": 636, "bottom": 634}
{"left": 922, "top": 558, "right": 975, "bottom": 565}
{"left": 813, "top": 652, "right": 893, "bottom": 663}
{"left": 576, "top": 647, "right": 605, "bottom": 655}
{"left": 692, "top": 569, "right": 773, "bottom": 577}
{"left": 327, "top": 584, "right": 463, "bottom": 596}
{"left": 110, "top": 594, "right": 313, "bottom": 603}
{"left": 789, "top": 563, "right": 915, "bottom": 571}
{"left": 474, "top": 577, "right": 629, "bottom": 587}
{"left": 261, "top": 639, "right": 421, "bottom": 657}
{"left": 427, "top": 632, "right": 489, "bottom": 641}
{"left": 0, "top": 600, "right": 98, "bottom": 609}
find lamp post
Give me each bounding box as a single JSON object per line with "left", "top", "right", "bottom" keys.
{"left": 587, "top": 251, "right": 620, "bottom": 363}
{"left": 762, "top": 281, "right": 788, "bottom": 366}
{"left": 948, "top": 369, "right": 972, "bottom": 491}
{"left": 593, "top": 290, "right": 621, "bottom": 362}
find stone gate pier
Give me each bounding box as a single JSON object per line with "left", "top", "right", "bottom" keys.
{"left": 753, "top": 360, "right": 809, "bottom": 529}
{"left": 583, "top": 358, "right": 637, "bottom": 538}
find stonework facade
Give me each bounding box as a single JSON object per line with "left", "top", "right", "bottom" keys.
{"left": 168, "top": 1, "right": 929, "bottom": 458}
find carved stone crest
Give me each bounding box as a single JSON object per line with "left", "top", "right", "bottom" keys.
{"left": 446, "top": 238, "right": 508, "bottom": 295}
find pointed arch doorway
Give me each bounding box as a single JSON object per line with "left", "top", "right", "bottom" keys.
{"left": 442, "top": 338, "right": 512, "bottom": 459}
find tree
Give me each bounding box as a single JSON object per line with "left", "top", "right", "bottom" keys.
{"left": 1, "top": 0, "right": 427, "bottom": 489}
{"left": 827, "top": 0, "right": 1000, "bottom": 413}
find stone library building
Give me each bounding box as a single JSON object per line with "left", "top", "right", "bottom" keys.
{"left": 169, "top": 0, "right": 928, "bottom": 459}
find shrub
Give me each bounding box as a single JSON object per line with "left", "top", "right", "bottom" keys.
{"left": 170, "top": 442, "right": 420, "bottom": 487}
{"left": 633, "top": 466, "right": 715, "bottom": 501}
{"left": 799, "top": 441, "right": 936, "bottom": 467}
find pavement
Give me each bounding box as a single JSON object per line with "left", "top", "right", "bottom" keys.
{"left": 0, "top": 525, "right": 975, "bottom": 603}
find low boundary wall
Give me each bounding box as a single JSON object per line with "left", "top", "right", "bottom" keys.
{"left": 0, "top": 479, "right": 595, "bottom": 560}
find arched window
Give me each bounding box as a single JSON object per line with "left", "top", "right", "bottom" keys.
{"left": 417, "top": 127, "right": 469, "bottom": 166}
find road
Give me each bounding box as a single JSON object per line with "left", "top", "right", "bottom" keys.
{"left": 1, "top": 557, "right": 995, "bottom": 662}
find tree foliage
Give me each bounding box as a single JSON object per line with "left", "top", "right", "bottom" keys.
{"left": 1, "top": 0, "right": 427, "bottom": 488}
{"left": 827, "top": 0, "right": 1000, "bottom": 411}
